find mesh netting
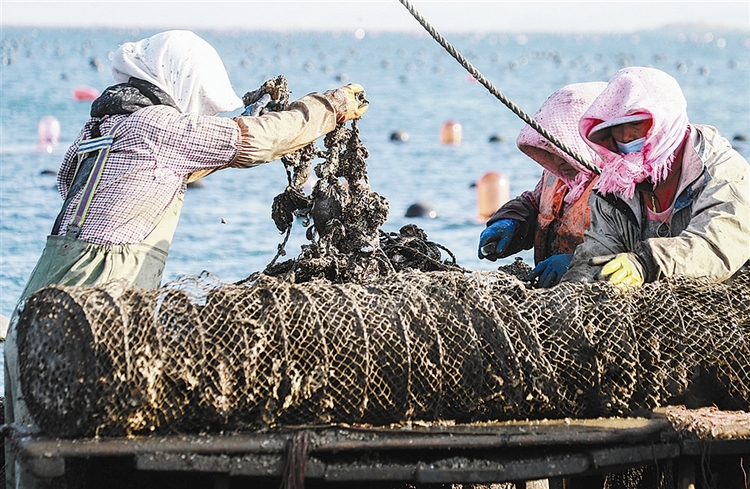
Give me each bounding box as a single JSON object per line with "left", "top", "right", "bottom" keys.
{"left": 17, "top": 267, "right": 750, "bottom": 438}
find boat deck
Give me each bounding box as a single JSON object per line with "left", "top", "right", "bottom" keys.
{"left": 6, "top": 406, "right": 750, "bottom": 488}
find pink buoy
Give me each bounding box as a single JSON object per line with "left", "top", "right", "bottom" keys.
{"left": 476, "top": 171, "right": 510, "bottom": 221}
{"left": 36, "top": 115, "right": 61, "bottom": 153}
{"left": 440, "top": 120, "right": 462, "bottom": 145}
{"left": 73, "top": 86, "right": 100, "bottom": 101}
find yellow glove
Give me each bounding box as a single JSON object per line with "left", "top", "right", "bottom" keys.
{"left": 325, "top": 83, "right": 369, "bottom": 123}
{"left": 590, "top": 253, "right": 645, "bottom": 288}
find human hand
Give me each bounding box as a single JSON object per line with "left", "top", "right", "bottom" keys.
{"left": 325, "top": 83, "right": 369, "bottom": 123}
{"left": 527, "top": 253, "right": 573, "bottom": 288}
{"left": 590, "top": 252, "right": 645, "bottom": 288}
{"left": 478, "top": 219, "right": 519, "bottom": 261}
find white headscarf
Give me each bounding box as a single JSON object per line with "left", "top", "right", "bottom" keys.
{"left": 112, "top": 30, "right": 243, "bottom": 116}
{"left": 516, "top": 82, "right": 607, "bottom": 204}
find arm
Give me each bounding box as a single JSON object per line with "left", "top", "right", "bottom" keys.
{"left": 230, "top": 92, "right": 338, "bottom": 168}
{"left": 189, "top": 86, "right": 365, "bottom": 182}
{"left": 137, "top": 92, "right": 340, "bottom": 182}
{"left": 642, "top": 129, "right": 750, "bottom": 282}
{"left": 561, "top": 193, "right": 639, "bottom": 283}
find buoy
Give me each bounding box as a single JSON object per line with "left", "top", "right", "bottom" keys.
{"left": 390, "top": 130, "right": 409, "bottom": 143}
{"left": 405, "top": 201, "right": 438, "bottom": 219}
{"left": 73, "top": 86, "right": 100, "bottom": 101}
{"left": 440, "top": 120, "right": 462, "bottom": 145}
{"left": 36, "top": 115, "right": 60, "bottom": 153}
{"left": 476, "top": 171, "right": 510, "bottom": 221}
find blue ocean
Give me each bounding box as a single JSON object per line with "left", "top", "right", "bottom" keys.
{"left": 1, "top": 27, "right": 749, "bottom": 386}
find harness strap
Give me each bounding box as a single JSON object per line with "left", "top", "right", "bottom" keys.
{"left": 65, "top": 119, "right": 126, "bottom": 239}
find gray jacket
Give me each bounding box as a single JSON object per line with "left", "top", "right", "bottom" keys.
{"left": 562, "top": 124, "right": 750, "bottom": 284}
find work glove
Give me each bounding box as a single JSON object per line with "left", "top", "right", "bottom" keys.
{"left": 324, "top": 83, "right": 369, "bottom": 123}
{"left": 478, "top": 218, "right": 519, "bottom": 261}
{"left": 590, "top": 252, "right": 645, "bottom": 288}
{"left": 242, "top": 93, "right": 272, "bottom": 117}
{"left": 527, "top": 253, "right": 573, "bottom": 288}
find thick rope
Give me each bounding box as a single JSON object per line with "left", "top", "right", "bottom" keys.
{"left": 398, "top": 0, "right": 601, "bottom": 176}
{"left": 280, "top": 430, "right": 310, "bottom": 489}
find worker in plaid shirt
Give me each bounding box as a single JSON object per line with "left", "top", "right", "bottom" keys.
{"left": 5, "top": 30, "right": 368, "bottom": 489}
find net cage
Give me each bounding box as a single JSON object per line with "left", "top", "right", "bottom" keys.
{"left": 16, "top": 266, "right": 750, "bottom": 438}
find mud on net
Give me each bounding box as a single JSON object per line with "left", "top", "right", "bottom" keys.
{"left": 17, "top": 266, "right": 750, "bottom": 438}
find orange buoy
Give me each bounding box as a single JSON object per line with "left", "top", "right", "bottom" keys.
{"left": 73, "top": 86, "right": 100, "bottom": 101}
{"left": 476, "top": 171, "right": 510, "bottom": 221}
{"left": 440, "top": 120, "right": 462, "bottom": 145}
{"left": 36, "top": 115, "right": 61, "bottom": 153}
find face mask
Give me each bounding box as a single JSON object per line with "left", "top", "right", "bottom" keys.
{"left": 616, "top": 137, "right": 646, "bottom": 154}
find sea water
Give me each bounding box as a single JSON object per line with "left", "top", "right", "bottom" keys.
{"left": 1, "top": 26, "right": 749, "bottom": 389}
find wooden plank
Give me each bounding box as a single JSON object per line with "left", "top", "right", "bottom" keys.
{"left": 590, "top": 443, "right": 680, "bottom": 469}
{"left": 11, "top": 406, "right": 750, "bottom": 481}
{"left": 12, "top": 417, "right": 672, "bottom": 462}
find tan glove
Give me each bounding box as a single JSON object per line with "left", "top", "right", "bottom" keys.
{"left": 324, "top": 83, "right": 369, "bottom": 123}
{"left": 590, "top": 253, "right": 645, "bottom": 288}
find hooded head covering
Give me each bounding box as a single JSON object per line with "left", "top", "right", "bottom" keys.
{"left": 516, "top": 81, "right": 607, "bottom": 204}
{"left": 579, "top": 67, "right": 690, "bottom": 199}
{"left": 111, "top": 30, "right": 243, "bottom": 116}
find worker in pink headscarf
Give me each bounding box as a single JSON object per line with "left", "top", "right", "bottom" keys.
{"left": 478, "top": 82, "right": 606, "bottom": 288}
{"left": 562, "top": 67, "right": 750, "bottom": 287}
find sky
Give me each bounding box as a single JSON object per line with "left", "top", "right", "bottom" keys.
{"left": 1, "top": 1, "right": 749, "bottom": 34}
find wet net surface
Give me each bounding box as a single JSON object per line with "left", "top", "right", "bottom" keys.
{"left": 15, "top": 78, "right": 750, "bottom": 439}
{"left": 17, "top": 267, "right": 750, "bottom": 438}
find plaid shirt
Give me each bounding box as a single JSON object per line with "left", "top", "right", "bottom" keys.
{"left": 56, "top": 106, "right": 240, "bottom": 245}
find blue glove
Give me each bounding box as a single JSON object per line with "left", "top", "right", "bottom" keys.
{"left": 527, "top": 253, "right": 574, "bottom": 288}
{"left": 242, "top": 93, "right": 272, "bottom": 116}
{"left": 478, "top": 219, "right": 519, "bottom": 261}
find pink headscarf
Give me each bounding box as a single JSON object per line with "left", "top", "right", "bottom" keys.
{"left": 517, "top": 82, "right": 607, "bottom": 204}
{"left": 580, "top": 67, "right": 690, "bottom": 199}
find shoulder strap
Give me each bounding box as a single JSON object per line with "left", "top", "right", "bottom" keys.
{"left": 51, "top": 152, "right": 97, "bottom": 235}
